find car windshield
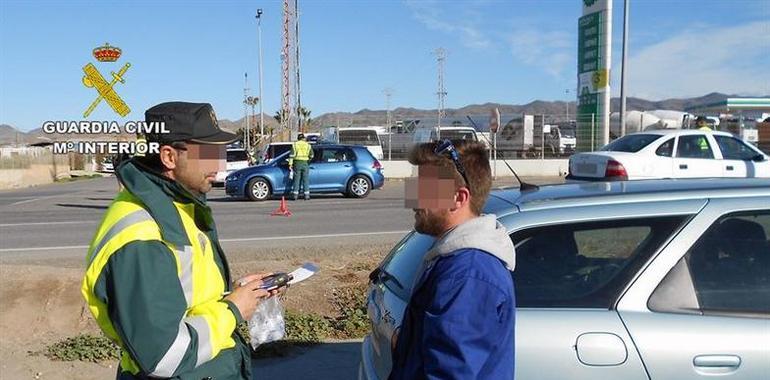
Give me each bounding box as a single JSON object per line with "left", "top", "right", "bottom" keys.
{"left": 561, "top": 128, "right": 576, "bottom": 138}
{"left": 601, "top": 134, "right": 660, "bottom": 152}
{"left": 438, "top": 130, "right": 476, "bottom": 142}
{"left": 380, "top": 232, "right": 436, "bottom": 300}
{"left": 339, "top": 130, "right": 379, "bottom": 146}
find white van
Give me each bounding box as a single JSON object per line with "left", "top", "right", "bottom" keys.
{"left": 338, "top": 127, "right": 384, "bottom": 159}
{"left": 214, "top": 148, "right": 250, "bottom": 185}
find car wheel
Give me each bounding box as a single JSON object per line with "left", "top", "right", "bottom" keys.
{"left": 246, "top": 177, "right": 271, "bottom": 201}
{"left": 347, "top": 175, "right": 372, "bottom": 198}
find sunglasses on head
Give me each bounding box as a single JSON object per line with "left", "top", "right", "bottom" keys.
{"left": 434, "top": 139, "right": 471, "bottom": 194}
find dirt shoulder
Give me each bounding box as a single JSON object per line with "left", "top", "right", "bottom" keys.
{"left": 0, "top": 242, "right": 393, "bottom": 380}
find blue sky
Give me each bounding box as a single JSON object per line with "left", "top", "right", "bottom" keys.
{"left": 1, "top": 0, "right": 768, "bottom": 131}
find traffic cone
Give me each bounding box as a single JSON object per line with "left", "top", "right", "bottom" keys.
{"left": 271, "top": 196, "right": 292, "bottom": 217}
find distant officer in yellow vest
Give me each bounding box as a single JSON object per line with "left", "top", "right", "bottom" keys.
{"left": 288, "top": 133, "right": 314, "bottom": 200}
{"left": 695, "top": 117, "right": 712, "bottom": 152}
{"left": 83, "top": 102, "right": 279, "bottom": 380}
{"left": 696, "top": 117, "right": 712, "bottom": 132}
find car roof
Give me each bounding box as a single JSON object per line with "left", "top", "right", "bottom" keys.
{"left": 313, "top": 143, "right": 367, "bottom": 149}
{"left": 629, "top": 129, "right": 733, "bottom": 137}
{"left": 487, "top": 178, "right": 770, "bottom": 216}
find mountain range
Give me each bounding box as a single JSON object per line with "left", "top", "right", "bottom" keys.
{"left": 0, "top": 93, "right": 761, "bottom": 145}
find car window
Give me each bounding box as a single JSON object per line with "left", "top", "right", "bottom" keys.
{"left": 436, "top": 130, "right": 476, "bottom": 143}
{"left": 227, "top": 150, "right": 248, "bottom": 162}
{"left": 339, "top": 130, "right": 380, "bottom": 146}
{"left": 511, "top": 216, "right": 687, "bottom": 308}
{"left": 266, "top": 144, "right": 292, "bottom": 162}
{"left": 714, "top": 135, "right": 758, "bottom": 160}
{"left": 380, "top": 232, "right": 436, "bottom": 300}
{"left": 651, "top": 211, "right": 770, "bottom": 316}
{"left": 310, "top": 148, "right": 323, "bottom": 163}
{"left": 318, "top": 148, "right": 352, "bottom": 163}
{"left": 676, "top": 135, "right": 714, "bottom": 159}
{"left": 600, "top": 134, "right": 660, "bottom": 153}
{"left": 655, "top": 138, "right": 674, "bottom": 157}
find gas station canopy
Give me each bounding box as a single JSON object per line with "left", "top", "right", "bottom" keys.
{"left": 685, "top": 98, "right": 770, "bottom": 113}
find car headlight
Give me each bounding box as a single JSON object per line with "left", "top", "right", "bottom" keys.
{"left": 227, "top": 173, "right": 241, "bottom": 182}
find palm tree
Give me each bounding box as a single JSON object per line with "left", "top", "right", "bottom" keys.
{"left": 297, "top": 106, "right": 312, "bottom": 132}
{"left": 274, "top": 109, "right": 288, "bottom": 124}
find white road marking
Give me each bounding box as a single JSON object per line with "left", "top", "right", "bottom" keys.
{"left": 0, "top": 221, "right": 95, "bottom": 227}
{"left": 0, "top": 230, "right": 409, "bottom": 253}
{"left": 9, "top": 198, "right": 41, "bottom": 206}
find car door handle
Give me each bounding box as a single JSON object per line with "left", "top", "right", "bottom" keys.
{"left": 693, "top": 355, "right": 741, "bottom": 369}
{"left": 726, "top": 165, "right": 734, "bottom": 171}
{"left": 344, "top": 164, "right": 352, "bottom": 167}
{"left": 679, "top": 164, "right": 688, "bottom": 169}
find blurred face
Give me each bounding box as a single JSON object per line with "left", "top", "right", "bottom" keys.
{"left": 405, "top": 165, "right": 458, "bottom": 236}
{"left": 165, "top": 143, "right": 225, "bottom": 195}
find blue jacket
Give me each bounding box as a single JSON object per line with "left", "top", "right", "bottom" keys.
{"left": 390, "top": 215, "right": 516, "bottom": 380}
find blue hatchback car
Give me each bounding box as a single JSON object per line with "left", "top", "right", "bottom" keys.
{"left": 225, "top": 144, "right": 385, "bottom": 201}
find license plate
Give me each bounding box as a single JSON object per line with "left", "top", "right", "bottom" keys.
{"left": 577, "top": 163, "right": 597, "bottom": 174}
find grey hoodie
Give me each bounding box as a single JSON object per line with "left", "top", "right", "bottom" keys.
{"left": 416, "top": 214, "right": 516, "bottom": 289}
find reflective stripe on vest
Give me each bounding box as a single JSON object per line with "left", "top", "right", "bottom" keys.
{"left": 87, "top": 209, "right": 154, "bottom": 265}
{"left": 150, "top": 315, "right": 213, "bottom": 377}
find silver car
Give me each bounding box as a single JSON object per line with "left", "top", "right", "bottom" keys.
{"left": 361, "top": 179, "right": 770, "bottom": 379}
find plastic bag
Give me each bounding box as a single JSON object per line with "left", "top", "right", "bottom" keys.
{"left": 289, "top": 169, "right": 294, "bottom": 180}
{"left": 248, "top": 296, "right": 285, "bottom": 349}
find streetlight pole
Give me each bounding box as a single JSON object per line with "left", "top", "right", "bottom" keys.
{"left": 565, "top": 89, "right": 570, "bottom": 121}
{"left": 256, "top": 9, "right": 265, "bottom": 145}
{"left": 620, "top": 0, "right": 630, "bottom": 138}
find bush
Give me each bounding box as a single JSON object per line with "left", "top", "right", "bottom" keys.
{"left": 45, "top": 334, "right": 120, "bottom": 362}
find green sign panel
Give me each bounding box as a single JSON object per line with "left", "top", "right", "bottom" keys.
{"left": 576, "top": 8, "right": 609, "bottom": 151}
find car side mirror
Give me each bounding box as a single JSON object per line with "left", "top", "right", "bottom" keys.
{"left": 752, "top": 154, "right": 766, "bottom": 162}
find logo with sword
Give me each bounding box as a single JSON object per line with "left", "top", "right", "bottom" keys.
{"left": 82, "top": 43, "right": 131, "bottom": 118}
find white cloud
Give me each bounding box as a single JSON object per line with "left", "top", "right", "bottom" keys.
{"left": 626, "top": 21, "right": 770, "bottom": 99}
{"left": 507, "top": 29, "right": 574, "bottom": 78}
{"left": 405, "top": 0, "right": 491, "bottom": 49}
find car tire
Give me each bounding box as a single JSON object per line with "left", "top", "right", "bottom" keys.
{"left": 246, "top": 177, "right": 271, "bottom": 201}
{"left": 347, "top": 175, "right": 372, "bottom": 198}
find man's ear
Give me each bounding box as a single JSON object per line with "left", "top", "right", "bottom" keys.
{"left": 159, "top": 145, "right": 178, "bottom": 171}
{"left": 453, "top": 187, "right": 471, "bottom": 211}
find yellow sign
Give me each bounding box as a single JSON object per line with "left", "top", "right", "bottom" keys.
{"left": 82, "top": 43, "right": 131, "bottom": 118}
{"left": 591, "top": 69, "right": 609, "bottom": 90}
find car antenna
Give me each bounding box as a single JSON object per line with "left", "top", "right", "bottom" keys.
{"left": 466, "top": 115, "right": 539, "bottom": 191}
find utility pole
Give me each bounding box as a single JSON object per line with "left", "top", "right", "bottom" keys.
{"left": 280, "top": 0, "right": 297, "bottom": 140}
{"left": 435, "top": 48, "right": 447, "bottom": 141}
{"left": 383, "top": 88, "right": 393, "bottom": 161}
{"left": 620, "top": 0, "right": 630, "bottom": 138}
{"left": 565, "top": 89, "right": 570, "bottom": 121}
{"left": 256, "top": 8, "right": 265, "bottom": 144}
{"left": 243, "top": 73, "right": 250, "bottom": 151}
{"left": 295, "top": 0, "right": 303, "bottom": 133}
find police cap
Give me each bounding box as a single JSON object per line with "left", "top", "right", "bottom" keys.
{"left": 144, "top": 102, "right": 237, "bottom": 145}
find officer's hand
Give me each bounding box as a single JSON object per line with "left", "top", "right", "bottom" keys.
{"left": 224, "top": 273, "right": 272, "bottom": 320}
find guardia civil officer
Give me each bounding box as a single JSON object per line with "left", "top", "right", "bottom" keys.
{"left": 288, "top": 133, "right": 314, "bottom": 200}
{"left": 83, "top": 102, "right": 275, "bottom": 379}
